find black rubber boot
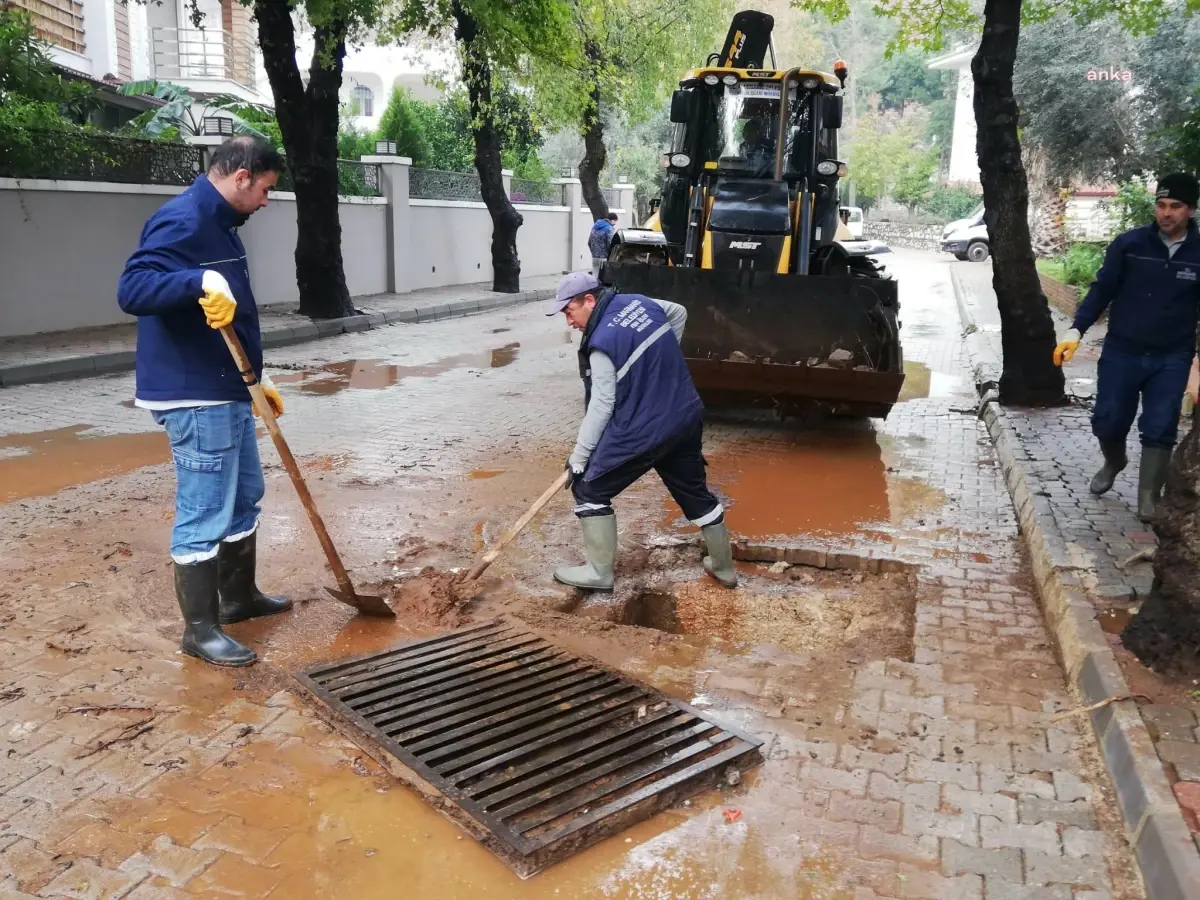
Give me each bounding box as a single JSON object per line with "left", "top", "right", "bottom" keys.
{"left": 1137, "top": 447, "right": 1172, "bottom": 523}
{"left": 1089, "top": 439, "right": 1127, "bottom": 495}
{"left": 175, "top": 558, "right": 257, "bottom": 667}
{"left": 218, "top": 533, "right": 293, "bottom": 625}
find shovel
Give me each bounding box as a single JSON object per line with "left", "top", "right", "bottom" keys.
{"left": 219, "top": 326, "right": 395, "bottom": 618}
{"left": 464, "top": 470, "right": 570, "bottom": 581}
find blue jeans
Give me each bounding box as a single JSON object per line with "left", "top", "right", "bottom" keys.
{"left": 152, "top": 403, "right": 263, "bottom": 564}
{"left": 1092, "top": 344, "right": 1195, "bottom": 450}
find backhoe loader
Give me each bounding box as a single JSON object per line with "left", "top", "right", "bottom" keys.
{"left": 603, "top": 9, "right": 904, "bottom": 419}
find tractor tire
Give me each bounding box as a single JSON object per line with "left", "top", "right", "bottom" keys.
{"left": 966, "top": 241, "right": 990, "bottom": 263}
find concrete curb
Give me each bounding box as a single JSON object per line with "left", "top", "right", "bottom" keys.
{"left": 953, "top": 278, "right": 1200, "bottom": 900}
{"left": 0, "top": 287, "right": 555, "bottom": 388}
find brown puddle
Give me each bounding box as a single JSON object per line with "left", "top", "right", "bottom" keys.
{"left": 702, "top": 432, "right": 891, "bottom": 538}
{"left": 467, "top": 469, "right": 506, "bottom": 480}
{"left": 1099, "top": 607, "right": 1133, "bottom": 635}
{"left": 0, "top": 426, "right": 170, "bottom": 503}
{"left": 274, "top": 333, "right": 573, "bottom": 396}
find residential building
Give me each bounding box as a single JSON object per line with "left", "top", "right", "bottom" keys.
{"left": 9, "top": 0, "right": 271, "bottom": 103}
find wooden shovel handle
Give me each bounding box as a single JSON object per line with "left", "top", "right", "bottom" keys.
{"left": 465, "top": 470, "right": 571, "bottom": 581}
{"left": 218, "top": 326, "right": 356, "bottom": 598}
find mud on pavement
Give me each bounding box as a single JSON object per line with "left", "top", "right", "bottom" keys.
{"left": 0, "top": 252, "right": 1146, "bottom": 899}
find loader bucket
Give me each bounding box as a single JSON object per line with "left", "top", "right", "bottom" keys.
{"left": 603, "top": 262, "right": 905, "bottom": 419}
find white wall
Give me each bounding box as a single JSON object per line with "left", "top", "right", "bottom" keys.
{"left": 406, "top": 201, "right": 495, "bottom": 290}
{"left": 0, "top": 180, "right": 388, "bottom": 337}
{"left": 239, "top": 197, "right": 389, "bottom": 303}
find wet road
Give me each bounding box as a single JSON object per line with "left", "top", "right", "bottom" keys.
{"left": 0, "top": 250, "right": 1143, "bottom": 899}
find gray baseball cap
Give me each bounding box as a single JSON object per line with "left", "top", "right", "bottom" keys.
{"left": 547, "top": 271, "right": 601, "bottom": 315}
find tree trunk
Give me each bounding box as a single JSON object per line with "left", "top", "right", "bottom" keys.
{"left": 453, "top": 2, "right": 523, "bottom": 293}
{"left": 972, "top": 0, "right": 1065, "bottom": 407}
{"left": 253, "top": 0, "right": 354, "bottom": 319}
{"left": 579, "top": 68, "right": 609, "bottom": 220}
{"left": 1122, "top": 414, "right": 1200, "bottom": 677}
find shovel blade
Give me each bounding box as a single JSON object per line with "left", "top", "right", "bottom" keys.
{"left": 325, "top": 586, "right": 396, "bottom": 618}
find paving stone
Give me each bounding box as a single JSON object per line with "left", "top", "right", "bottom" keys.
{"left": 799, "top": 763, "right": 869, "bottom": 797}
{"left": 903, "top": 804, "right": 979, "bottom": 847}
{"left": 896, "top": 865, "right": 983, "bottom": 900}
{"left": 1052, "top": 771, "right": 1091, "bottom": 803}
{"left": 943, "top": 785, "right": 1017, "bottom": 823}
{"left": 827, "top": 792, "right": 903, "bottom": 832}
{"left": 979, "top": 817, "right": 1060, "bottom": 854}
{"left": 1024, "top": 850, "right": 1110, "bottom": 888}
{"left": 984, "top": 881, "right": 1072, "bottom": 900}
{"left": 1158, "top": 740, "right": 1200, "bottom": 781}
{"left": 1140, "top": 706, "right": 1197, "bottom": 743}
{"left": 939, "top": 839, "right": 1021, "bottom": 881}
{"left": 39, "top": 859, "right": 147, "bottom": 899}
{"left": 190, "top": 816, "right": 287, "bottom": 865}
{"left": 1017, "top": 796, "right": 1097, "bottom": 830}
{"left": 868, "top": 773, "right": 940, "bottom": 810}
{"left": 0, "top": 837, "right": 72, "bottom": 893}
{"left": 180, "top": 852, "right": 283, "bottom": 897}
{"left": 839, "top": 746, "right": 909, "bottom": 778}
{"left": 1061, "top": 827, "right": 1106, "bottom": 860}
{"left": 118, "top": 835, "right": 220, "bottom": 888}
{"left": 908, "top": 758, "right": 979, "bottom": 790}
{"left": 859, "top": 825, "right": 940, "bottom": 865}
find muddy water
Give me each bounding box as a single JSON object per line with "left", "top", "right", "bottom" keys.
{"left": 273, "top": 332, "right": 574, "bottom": 396}
{"left": 898, "top": 360, "right": 970, "bottom": 403}
{"left": 700, "top": 431, "right": 891, "bottom": 538}
{"left": 0, "top": 426, "right": 169, "bottom": 503}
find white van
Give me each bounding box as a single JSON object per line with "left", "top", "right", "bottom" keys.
{"left": 940, "top": 203, "right": 989, "bottom": 262}
{"left": 839, "top": 206, "right": 864, "bottom": 239}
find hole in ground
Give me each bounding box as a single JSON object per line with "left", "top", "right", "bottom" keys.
{"left": 569, "top": 552, "right": 918, "bottom": 663}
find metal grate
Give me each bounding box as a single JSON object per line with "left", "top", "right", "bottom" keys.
{"left": 295, "top": 619, "right": 763, "bottom": 877}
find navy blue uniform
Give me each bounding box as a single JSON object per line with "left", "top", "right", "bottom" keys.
{"left": 1072, "top": 220, "right": 1200, "bottom": 448}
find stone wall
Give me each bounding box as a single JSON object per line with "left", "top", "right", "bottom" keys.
{"left": 864, "top": 221, "right": 943, "bottom": 251}
{"left": 1039, "top": 273, "right": 1079, "bottom": 317}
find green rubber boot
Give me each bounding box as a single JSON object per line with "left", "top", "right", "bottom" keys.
{"left": 701, "top": 521, "right": 738, "bottom": 588}
{"left": 1089, "top": 439, "right": 1127, "bottom": 495}
{"left": 553, "top": 515, "right": 617, "bottom": 591}
{"left": 1137, "top": 447, "right": 1172, "bottom": 523}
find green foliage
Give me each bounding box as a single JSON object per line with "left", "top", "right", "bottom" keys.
{"left": 891, "top": 147, "right": 938, "bottom": 209}
{"left": 118, "top": 81, "right": 271, "bottom": 140}
{"left": 1059, "top": 242, "right": 1106, "bottom": 287}
{"left": 376, "top": 87, "right": 432, "bottom": 165}
{"left": 859, "top": 49, "right": 953, "bottom": 112}
{"left": 0, "top": 6, "right": 93, "bottom": 121}
{"left": 921, "top": 184, "right": 982, "bottom": 221}
{"left": 337, "top": 125, "right": 378, "bottom": 161}
{"left": 1104, "top": 179, "right": 1157, "bottom": 232}
{"left": 847, "top": 111, "right": 929, "bottom": 203}
{"left": 1162, "top": 95, "right": 1200, "bottom": 174}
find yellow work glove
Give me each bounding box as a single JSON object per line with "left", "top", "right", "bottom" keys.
{"left": 199, "top": 270, "right": 237, "bottom": 329}
{"left": 255, "top": 374, "right": 284, "bottom": 418}
{"left": 1053, "top": 328, "right": 1081, "bottom": 367}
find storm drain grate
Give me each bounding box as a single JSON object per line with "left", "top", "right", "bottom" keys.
{"left": 295, "top": 618, "right": 764, "bottom": 877}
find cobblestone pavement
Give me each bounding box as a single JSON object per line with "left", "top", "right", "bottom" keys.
{"left": 0, "top": 250, "right": 1145, "bottom": 898}
{"left": 951, "top": 259, "right": 1200, "bottom": 866}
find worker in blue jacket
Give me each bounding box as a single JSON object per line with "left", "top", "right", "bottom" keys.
{"left": 1054, "top": 172, "right": 1200, "bottom": 521}
{"left": 117, "top": 137, "right": 290, "bottom": 668}
{"left": 546, "top": 272, "right": 736, "bottom": 591}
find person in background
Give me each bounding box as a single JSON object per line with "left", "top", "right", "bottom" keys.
{"left": 1053, "top": 172, "right": 1200, "bottom": 521}
{"left": 546, "top": 272, "right": 737, "bottom": 592}
{"left": 117, "top": 136, "right": 292, "bottom": 668}
{"left": 589, "top": 212, "right": 620, "bottom": 276}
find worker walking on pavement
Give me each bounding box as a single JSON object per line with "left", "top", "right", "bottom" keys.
{"left": 547, "top": 272, "right": 736, "bottom": 591}
{"left": 1053, "top": 172, "right": 1200, "bottom": 522}
{"left": 117, "top": 137, "right": 291, "bottom": 668}
{"left": 588, "top": 213, "right": 619, "bottom": 276}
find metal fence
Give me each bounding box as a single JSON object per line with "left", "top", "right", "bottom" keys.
{"left": 509, "top": 178, "right": 563, "bottom": 206}
{"left": 410, "top": 167, "right": 483, "bottom": 202}
{"left": 0, "top": 128, "right": 204, "bottom": 186}
{"left": 150, "top": 26, "right": 259, "bottom": 93}
{"left": 274, "top": 160, "right": 383, "bottom": 198}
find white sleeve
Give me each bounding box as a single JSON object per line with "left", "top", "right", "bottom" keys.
{"left": 568, "top": 351, "right": 616, "bottom": 472}
{"left": 651, "top": 298, "right": 688, "bottom": 342}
